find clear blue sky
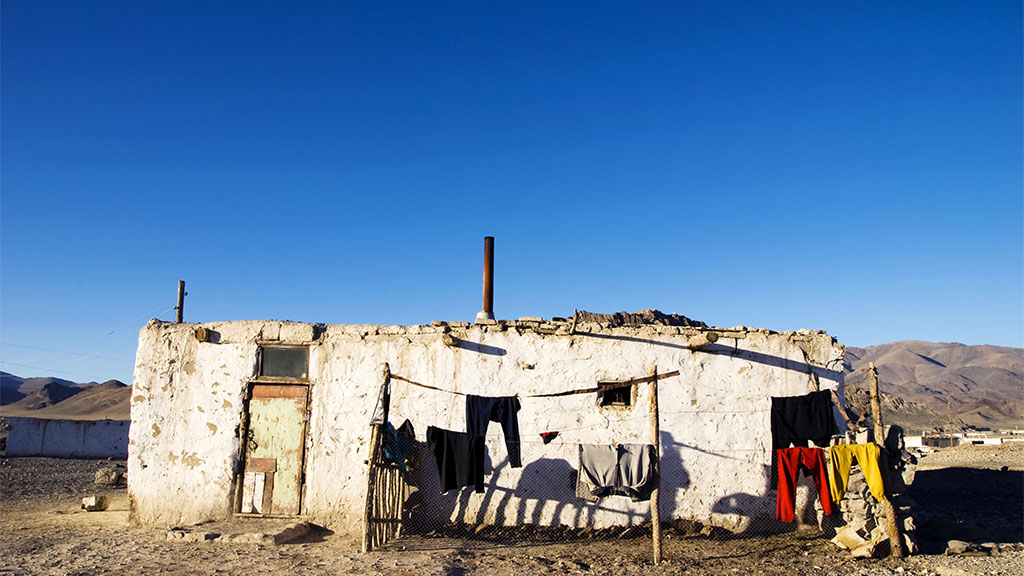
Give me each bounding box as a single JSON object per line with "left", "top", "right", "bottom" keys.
{"left": 2, "top": 1, "right": 1021, "bottom": 385}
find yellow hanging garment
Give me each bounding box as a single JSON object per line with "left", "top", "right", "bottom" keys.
{"left": 828, "top": 443, "right": 885, "bottom": 503}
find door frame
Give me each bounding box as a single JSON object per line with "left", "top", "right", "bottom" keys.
{"left": 234, "top": 381, "right": 311, "bottom": 516}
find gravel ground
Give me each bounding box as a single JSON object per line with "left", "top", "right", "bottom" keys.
{"left": 1, "top": 444, "right": 1022, "bottom": 575}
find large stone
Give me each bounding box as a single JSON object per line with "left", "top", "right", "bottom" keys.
{"left": 832, "top": 526, "right": 869, "bottom": 550}
{"left": 945, "top": 539, "right": 972, "bottom": 555}
{"left": 81, "top": 495, "right": 109, "bottom": 511}
{"left": 851, "top": 540, "right": 879, "bottom": 558}
{"left": 869, "top": 525, "right": 888, "bottom": 544}
{"left": 903, "top": 533, "right": 919, "bottom": 555}
{"left": 843, "top": 515, "right": 870, "bottom": 535}
{"left": 845, "top": 498, "right": 871, "bottom": 516}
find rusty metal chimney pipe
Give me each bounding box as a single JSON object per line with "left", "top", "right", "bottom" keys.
{"left": 476, "top": 236, "right": 495, "bottom": 322}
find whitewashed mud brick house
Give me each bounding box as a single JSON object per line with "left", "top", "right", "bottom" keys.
{"left": 128, "top": 315, "right": 846, "bottom": 535}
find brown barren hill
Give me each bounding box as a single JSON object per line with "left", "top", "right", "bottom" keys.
{"left": 0, "top": 373, "right": 80, "bottom": 405}
{"left": 0, "top": 378, "right": 131, "bottom": 421}
{"left": 4, "top": 382, "right": 84, "bottom": 410}
{"left": 844, "top": 340, "right": 1023, "bottom": 432}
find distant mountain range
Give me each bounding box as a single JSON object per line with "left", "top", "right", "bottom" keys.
{"left": 1, "top": 340, "right": 1020, "bottom": 429}
{"left": 0, "top": 372, "right": 131, "bottom": 420}
{"left": 843, "top": 341, "right": 1022, "bottom": 433}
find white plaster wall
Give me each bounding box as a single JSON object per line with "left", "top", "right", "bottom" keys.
{"left": 6, "top": 417, "right": 129, "bottom": 458}
{"left": 129, "top": 319, "right": 844, "bottom": 534}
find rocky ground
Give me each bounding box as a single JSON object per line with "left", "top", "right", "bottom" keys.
{"left": 1, "top": 444, "right": 1021, "bottom": 576}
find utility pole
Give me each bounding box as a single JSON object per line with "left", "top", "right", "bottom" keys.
{"left": 947, "top": 399, "right": 953, "bottom": 448}
{"left": 175, "top": 280, "right": 186, "bottom": 323}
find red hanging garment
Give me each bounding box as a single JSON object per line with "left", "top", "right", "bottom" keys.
{"left": 775, "top": 446, "right": 833, "bottom": 522}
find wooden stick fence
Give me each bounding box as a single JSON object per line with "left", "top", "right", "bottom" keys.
{"left": 362, "top": 364, "right": 407, "bottom": 553}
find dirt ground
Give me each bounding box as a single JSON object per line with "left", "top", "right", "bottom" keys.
{"left": 1, "top": 444, "right": 1022, "bottom": 576}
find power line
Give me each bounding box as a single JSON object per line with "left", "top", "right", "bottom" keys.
{"left": 69, "top": 304, "right": 176, "bottom": 365}
{"left": 0, "top": 342, "right": 130, "bottom": 363}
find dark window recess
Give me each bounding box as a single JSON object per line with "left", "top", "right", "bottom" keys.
{"left": 599, "top": 383, "right": 632, "bottom": 407}
{"left": 260, "top": 347, "right": 308, "bottom": 379}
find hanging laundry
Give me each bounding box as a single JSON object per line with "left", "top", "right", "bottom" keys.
{"left": 426, "top": 426, "right": 485, "bottom": 494}
{"left": 540, "top": 431, "right": 559, "bottom": 444}
{"left": 576, "top": 444, "right": 657, "bottom": 502}
{"left": 775, "top": 446, "right": 833, "bottom": 522}
{"left": 770, "top": 390, "right": 839, "bottom": 487}
{"left": 383, "top": 420, "right": 416, "bottom": 477}
{"left": 828, "top": 443, "right": 885, "bottom": 503}
{"left": 466, "top": 395, "right": 522, "bottom": 468}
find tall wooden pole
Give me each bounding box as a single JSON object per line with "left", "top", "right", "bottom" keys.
{"left": 868, "top": 363, "right": 903, "bottom": 558}
{"left": 175, "top": 280, "right": 186, "bottom": 323}
{"left": 647, "top": 365, "right": 662, "bottom": 564}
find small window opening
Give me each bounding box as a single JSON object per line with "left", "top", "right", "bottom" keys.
{"left": 598, "top": 382, "right": 632, "bottom": 407}
{"left": 259, "top": 346, "right": 308, "bottom": 379}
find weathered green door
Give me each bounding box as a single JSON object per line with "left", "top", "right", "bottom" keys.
{"left": 241, "top": 384, "right": 308, "bottom": 515}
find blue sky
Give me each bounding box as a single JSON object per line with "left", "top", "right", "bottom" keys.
{"left": 2, "top": 1, "right": 1021, "bottom": 384}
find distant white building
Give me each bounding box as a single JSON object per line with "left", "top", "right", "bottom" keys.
{"left": 4, "top": 416, "right": 129, "bottom": 458}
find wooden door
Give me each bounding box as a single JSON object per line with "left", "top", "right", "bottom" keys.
{"left": 241, "top": 384, "right": 308, "bottom": 515}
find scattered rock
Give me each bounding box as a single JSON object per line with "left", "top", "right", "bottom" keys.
{"left": 573, "top": 309, "right": 707, "bottom": 328}
{"left": 81, "top": 495, "right": 109, "bottom": 511}
{"left": 274, "top": 522, "right": 311, "bottom": 544}
{"left": 945, "top": 540, "right": 971, "bottom": 555}
{"left": 94, "top": 467, "right": 123, "bottom": 486}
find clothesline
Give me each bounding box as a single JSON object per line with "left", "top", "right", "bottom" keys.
{"left": 389, "top": 370, "right": 681, "bottom": 398}
{"left": 390, "top": 371, "right": 810, "bottom": 399}
{"left": 388, "top": 410, "right": 653, "bottom": 438}
{"left": 387, "top": 410, "right": 773, "bottom": 453}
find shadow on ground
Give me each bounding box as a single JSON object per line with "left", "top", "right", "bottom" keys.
{"left": 907, "top": 467, "right": 1023, "bottom": 553}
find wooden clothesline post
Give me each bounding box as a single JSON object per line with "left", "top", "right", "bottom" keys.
{"left": 363, "top": 362, "right": 404, "bottom": 553}
{"left": 648, "top": 365, "right": 662, "bottom": 564}
{"left": 868, "top": 362, "right": 903, "bottom": 558}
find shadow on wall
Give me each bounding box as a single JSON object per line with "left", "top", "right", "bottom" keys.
{"left": 711, "top": 465, "right": 793, "bottom": 536}
{"left": 397, "top": 432, "right": 843, "bottom": 539}
{"left": 402, "top": 431, "right": 699, "bottom": 532}
{"left": 579, "top": 333, "right": 842, "bottom": 384}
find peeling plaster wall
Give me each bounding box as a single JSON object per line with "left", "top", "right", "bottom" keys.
{"left": 5, "top": 417, "right": 129, "bottom": 458}
{"left": 129, "top": 319, "right": 844, "bottom": 533}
